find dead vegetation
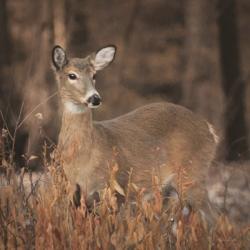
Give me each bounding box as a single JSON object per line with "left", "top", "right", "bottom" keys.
{"left": 0, "top": 149, "right": 250, "bottom": 250}
{"left": 0, "top": 120, "right": 249, "bottom": 249}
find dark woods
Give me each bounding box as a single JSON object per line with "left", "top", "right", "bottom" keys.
{"left": 0, "top": 0, "right": 249, "bottom": 168}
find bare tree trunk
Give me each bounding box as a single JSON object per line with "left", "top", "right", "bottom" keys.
{"left": 0, "top": 0, "right": 12, "bottom": 120}
{"left": 0, "top": 0, "right": 11, "bottom": 67}
{"left": 52, "top": 0, "right": 66, "bottom": 48}
{"left": 183, "top": 0, "right": 215, "bottom": 120}
{"left": 21, "top": 0, "right": 57, "bottom": 166}
{"left": 217, "top": 0, "right": 248, "bottom": 161}
{"left": 65, "top": 0, "right": 88, "bottom": 54}
{"left": 0, "top": 0, "right": 15, "bottom": 163}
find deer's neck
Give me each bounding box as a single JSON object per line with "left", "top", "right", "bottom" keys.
{"left": 58, "top": 109, "right": 93, "bottom": 161}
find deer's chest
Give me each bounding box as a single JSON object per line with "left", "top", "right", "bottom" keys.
{"left": 61, "top": 140, "right": 106, "bottom": 192}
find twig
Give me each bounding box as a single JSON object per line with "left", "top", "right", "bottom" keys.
{"left": 16, "top": 91, "right": 58, "bottom": 130}
{"left": 11, "top": 102, "right": 24, "bottom": 162}
{"left": 0, "top": 110, "right": 14, "bottom": 141}
{"left": 25, "top": 172, "right": 45, "bottom": 203}
{"left": 0, "top": 207, "right": 25, "bottom": 244}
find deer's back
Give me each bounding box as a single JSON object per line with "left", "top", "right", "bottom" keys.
{"left": 93, "top": 102, "right": 217, "bottom": 189}
{"left": 99, "top": 102, "right": 216, "bottom": 154}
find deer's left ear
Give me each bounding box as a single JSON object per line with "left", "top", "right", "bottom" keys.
{"left": 52, "top": 45, "right": 68, "bottom": 70}
{"left": 93, "top": 45, "right": 116, "bottom": 71}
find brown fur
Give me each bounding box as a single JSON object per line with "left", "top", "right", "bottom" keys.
{"left": 53, "top": 45, "right": 218, "bottom": 214}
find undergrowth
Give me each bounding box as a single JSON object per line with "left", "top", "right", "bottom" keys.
{"left": 0, "top": 145, "right": 249, "bottom": 249}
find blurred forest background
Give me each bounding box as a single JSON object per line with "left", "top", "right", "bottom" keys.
{"left": 0, "top": 0, "right": 250, "bottom": 166}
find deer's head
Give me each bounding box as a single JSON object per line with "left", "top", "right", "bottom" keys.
{"left": 52, "top": 45, "right": 116, "bottom": 113}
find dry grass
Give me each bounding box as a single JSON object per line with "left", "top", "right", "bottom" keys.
{"left": 0, "top": 159, "right": 249, "bottom": 250}
{"left": 0, "top": 141, "right": 249, "bottom": 250}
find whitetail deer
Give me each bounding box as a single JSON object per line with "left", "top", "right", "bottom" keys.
{"left": 52, "top": 45, "right": 218, "bottom": 217}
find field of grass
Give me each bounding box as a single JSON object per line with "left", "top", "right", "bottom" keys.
{"left": 0, "top": 153, "right": 250, "bottom": 250}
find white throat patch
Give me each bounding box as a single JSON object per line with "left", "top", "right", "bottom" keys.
{"left": 64, "top": 101, "right": 87, "bottom": 114}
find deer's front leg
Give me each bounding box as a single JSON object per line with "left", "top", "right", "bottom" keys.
{"left": 72, "top": 183, "right": 100, "bottom": 209}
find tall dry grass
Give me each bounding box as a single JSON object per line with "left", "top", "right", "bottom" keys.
{"left": 0, "top": 144, "right": 250, "bottom": 249}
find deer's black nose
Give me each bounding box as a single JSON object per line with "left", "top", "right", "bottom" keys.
{"left": 87, "top": 94, "right": 102, "bottom": 106}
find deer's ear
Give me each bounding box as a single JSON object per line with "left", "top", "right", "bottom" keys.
{"left": 52, "top": 45, "right": 68, "bottom": 70}
{"left": 94, "top": 45, "right": 116, "bottom": 71}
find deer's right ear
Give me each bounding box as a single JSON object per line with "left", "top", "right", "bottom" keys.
{"left": 52, "top": 45, "right": 68, "bottom": 70}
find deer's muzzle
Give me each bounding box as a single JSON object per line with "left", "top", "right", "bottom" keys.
{"left": 87, "top": 94, "right": 102, "bottom": 108}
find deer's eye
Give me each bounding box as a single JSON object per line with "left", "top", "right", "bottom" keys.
{"left": 68, "top": 73, "right": 77, "bottom": 80}
{"left": 93, "top": 74, "right": 96, "bottom": 80}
